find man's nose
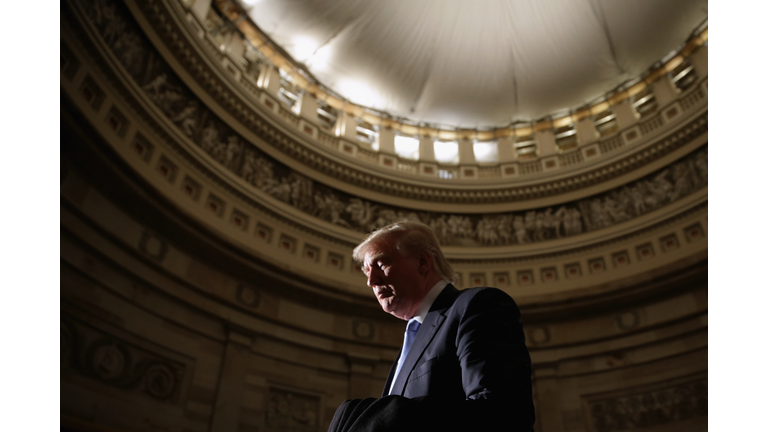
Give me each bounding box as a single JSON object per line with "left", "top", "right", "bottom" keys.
{"left": 366, "top": 269, "right": 380, "bottom": 287}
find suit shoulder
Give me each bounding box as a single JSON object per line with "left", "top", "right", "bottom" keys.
{"left": 458, "top": 286, "right": 515, "bottom": 303}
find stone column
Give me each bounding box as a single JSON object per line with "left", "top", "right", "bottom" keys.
{"left": 458, "top": 140, "right": 476, "bottom": 164}
{"left": 209, "top": 329, "right": 252, "bottom": 432}
{"left": 613, "top": 100, "right": 638, "bottom": 129}
{"left": 689, "top": 45, "right": 708, "bottom": 78}
{"left": 297, "top": 92, "right": 319, "bottom": 124}
{"left": 652, "top": 76, "right": 679, "bottom": 107}
{"left": 259, "top": 66, "right": 282, "bottom": 98}
{"left": 335, "top": 112, "right": 358, "bottom": 141}
{"left": 190, "top": 0, "right": 211, "bottom": 21}
{"left": 575, "top": 119, "right": 599, "bottom": 145}
{"left": 378, "top": 128, "right": 396, "bottom": 155}
{"left": 418, "top": 138, "right": 436, "bottom": 162}
{"left": 223, "top": 31, "right": 245, "bottom": 61}
{"left": 497, "top": 137, "right": 516, "bottom": 162}
{"left": 535, "top": 130, "right": 557, "bottom": 157}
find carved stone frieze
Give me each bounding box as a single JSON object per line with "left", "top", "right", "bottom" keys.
{"left": 266, "top": 387, "right": 321, "bottom": 432}
{"left": 586, "top": 376, "right": 707, "bottom": 432}
{"left": 61, "top": 314, "right": 186, "bottom": 403}
{"left": 89, "top": 0, "right": 708, "bottom": 207}
{"left": 67, "top": 0, "right": 709, "bottom": 250}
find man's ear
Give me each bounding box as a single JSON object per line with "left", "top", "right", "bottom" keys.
{"left": 418, "top": 251, "right": 433, "bottom": 275}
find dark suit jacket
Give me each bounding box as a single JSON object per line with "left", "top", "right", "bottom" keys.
{"left": 328, "top": 285, "right": 534, "bottom": 432}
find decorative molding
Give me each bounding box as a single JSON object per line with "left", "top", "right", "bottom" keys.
{"left": 265, "top": 386, "right": 321, "bottom": 432}
{"left": 585, "top": 375, "right": 707, "bottom": 432}
{"left": 128, "top": 0, "right": 708, "bottom": 203}
{"left": 61, "top": 314, "right": 186, "bottom": 403}
{"left": 65, "top": 0, "right": 709, "bottom": 251}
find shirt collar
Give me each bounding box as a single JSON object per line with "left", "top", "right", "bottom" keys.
{"left": 411, "top": 279, "right": 449, "bottom": 324}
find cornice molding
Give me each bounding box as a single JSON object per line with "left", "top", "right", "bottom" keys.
{"left": 126, "top": 0, "right": 708, "bottom": 208}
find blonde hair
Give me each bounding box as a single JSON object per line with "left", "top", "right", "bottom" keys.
{"left": 353, "top": 220, "right": 456, "bottom": 283}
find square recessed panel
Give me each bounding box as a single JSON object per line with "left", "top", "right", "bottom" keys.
{"left": 659, "top": 234, "right": 679, "bottom": 252}
{"left": 588, "top": 258, "right": 606, "bottom": 274}
{"left": 205, "top": 194, "right": 225, "bottom": 217}
{"left": 542, "top": 157, "right": 558, "bottom": 171}
{"left": 79, "top": 76, "right": 105, "bottom": 111}
{"left": 302, "top": 244, "right": 320, "bottom": 262}
{"left": 564, "top": 263, "right": 582, "bottom": 279}
{"left": 635, "top": 243, "right": 655, "bottom": 261}
{"left": 684, "top": 223, "right": 706, "bottom": 243}
{"left": 540, "top": 267, "right": 558, "bottom": 283}
{"left": 501, "top": 164, "right": 519, "bottom": 177}
{"left": 255, "top": 223, "right": 273, "bottom": 243}
{"left": 461, "top": 167, "right": 478, "bottom": 178}
{"left": 517, "top": 270, "right": 534, "bottom": 285}
{"left": 583, "top": 145, "right": 600, "bottom": 159}
{"left": 380, "top": 155, "right": 396, "bottom": 168}
{"left": 421, "top": 163, "right": 437, "bottom": 176}
{"left": 278, "top": 235, "right": 297, "bottom": 254}
{"left": 156, "top": 156, "right": 178, "bottom": 183}
{"left": 327, "top": 252, "right": 344, "bottom": 270}
{"left": 469, "top": 273, "right": 486, "bottom": 287}
{"left": 493, "top": 272, "right": 510, "bottom": 287}
{"left": 181, "top": 176, "right": 201, "bottom": 201}
{"left": 106, "top": 106, "right": 130, "bottom": 138}
{"left": 131, "top": 133, "right": 154, "bottom": 163}
{"left": 612, "top": 251, "right": 631, "bottom": 268}
{"left": 230, "top": 210, "right": 249, "bottom": 231}
{"left": 300, "top": 120, "right": 317, "bottom": 138}
{"left": 622, "top": 127, "right": 641, "bottom": 143}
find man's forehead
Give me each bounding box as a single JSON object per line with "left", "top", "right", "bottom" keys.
{"left": 363, "top": 243, "right": 399, "bottom": 263}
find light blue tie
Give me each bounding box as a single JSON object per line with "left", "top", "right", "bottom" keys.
{"left": 391, "top": 318, "right": 421, "bottom": 392}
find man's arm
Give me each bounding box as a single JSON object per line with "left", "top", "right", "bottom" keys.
{"left": 455, "top": 287, "right": 535, "bottom": 430}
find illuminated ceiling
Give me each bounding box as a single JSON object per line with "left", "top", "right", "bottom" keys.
{"left": 243, "top": 0, "right": 707, "bottom": 128}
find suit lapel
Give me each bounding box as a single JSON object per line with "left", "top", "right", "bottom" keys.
{"left": 382, "top": 351, "right": 400, "bottom": 397}
{"left": 389, "top": 285, "right": 459, "bottom": 396}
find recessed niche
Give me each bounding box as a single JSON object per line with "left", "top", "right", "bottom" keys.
{"left": 181, "top": 176, "right": 201, "bottom": 201}
{"left": 255, "top": 223, "right": 273, "bottom": 243}
{"left": 156, "top": 156, "right": 178, "bottom": 183}
{"left": 205, "top": 194, "right": 225, "bottom": 217}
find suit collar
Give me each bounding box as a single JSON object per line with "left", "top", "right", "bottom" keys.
{"left": 389, "top": 284, "right": 459, "bottom": 395}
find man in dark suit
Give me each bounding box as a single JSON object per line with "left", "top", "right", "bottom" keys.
{"left": 328, "top": 221, "right": 534, "bottom": 432}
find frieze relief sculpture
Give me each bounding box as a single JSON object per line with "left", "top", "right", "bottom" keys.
{"left": 61, "top": 316, "right": 185, "bottom": 403}
{"left": 266, "top": 389, "right": 319, "bottom": 432}
{"left": 78, "top": 0, "right": 708, "bottom": 248}
{"left": 588, "top": 379, "right": 707, "bottom": 432}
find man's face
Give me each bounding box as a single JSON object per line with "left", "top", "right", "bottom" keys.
{"left": 362, "top": 243, "right": 427, "bottom": 321}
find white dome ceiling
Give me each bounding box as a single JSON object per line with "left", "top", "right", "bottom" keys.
{"left": 244, "top": 0, "right": 707, "bottom": 128}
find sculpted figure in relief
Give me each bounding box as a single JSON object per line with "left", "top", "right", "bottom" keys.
{"left": 314, "top": 192, "right": 350, "bottom": 227}
{"left": 143, "top": 73, "right": 168, "bottom": 98}
{"left": 100, "top": 3, "right": 123, "bottom": 46}
{"left": 224, "top": 136, "right": 243, "bottom": 171}
{"left": 429, "top": 216, "right": 451, "bottom": 244}
{"left": 346, "top": 199, "right": 376, "bottom": 229}
{"left": 289, "top": 174, "right": 314, "bottom": 213}
{"left": 265, "top": 177, "right": 292, "bottom": 203}
{"left": 513, "top": 216, "right": 527, "bottom": 244}
{"left": 447, "top": 215, "right": 474, "bottom": 239}
{"left": 476, "top": 217, "right": 499, "bottom": 245}
{"left": 172, "top": 101, "right": 198, "bottom": 137}
{"left": 201, "top": 123, "right": 220, "bottom": 154}
{"left": 113, "top": 32, "right": 144, "bottom": 75}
